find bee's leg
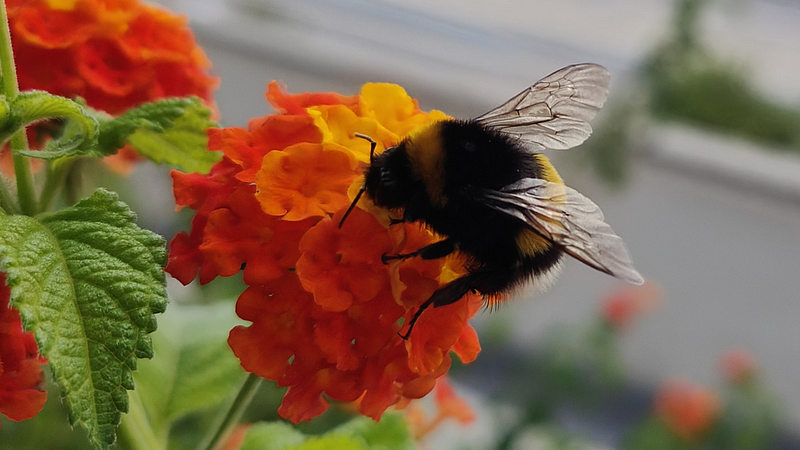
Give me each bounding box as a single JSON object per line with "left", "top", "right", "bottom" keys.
{"left": 381, "top": 238, "right": 455, "bottom": 264}
{"left": 399, "top": 266, "right": 518, "bottom": 339}
{"left": 398, "top": 273, "right": 474, "bottom": 340}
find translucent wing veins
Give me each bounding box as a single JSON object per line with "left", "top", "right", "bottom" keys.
{"left": 477, "top": 178, "right": 643, "bottom": 285}
{"left": 475, "top": 63, "right": 611, "bottom": 152}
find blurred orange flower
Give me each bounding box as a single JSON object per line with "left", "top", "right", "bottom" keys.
{"left": 600, "top": 280, "right": 661, "bottom": 330}
{"left": 7, "top": 0, "right": 217, "bottom": 170}
{"left": 654, "top": 377, "right": 720, "bottom": 442}
{"left": 718, "top": 348, "right": 759, "bottom": 385}
{"left": 168, "top": 82, "right": 481, "bottom": 423}
{"left": 405, "top": 377, "right": 476, "bottom": 439}
{"left": 0, "top": 274, "right": 47, "bottom": 428}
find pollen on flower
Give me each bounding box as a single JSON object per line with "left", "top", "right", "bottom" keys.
{"left": 169, "top": 81, "right": 480, "bottom": 424}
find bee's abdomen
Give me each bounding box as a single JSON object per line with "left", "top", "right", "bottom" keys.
{"left": 515, "top": 227, "right": 554, "bottom": 257}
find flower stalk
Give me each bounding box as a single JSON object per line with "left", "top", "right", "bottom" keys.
{"left": 0, "top": 0, "right": 33, "bottom": 215}
{"left": 118, "top": 390, "right": 164, "bottom": 450}
{"left": 197, "top": 373, "right": 262, "bottom": 450}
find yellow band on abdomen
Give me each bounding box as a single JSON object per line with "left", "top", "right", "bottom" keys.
{"left": 403, "top": 122, "right": 447, "bottom": 206}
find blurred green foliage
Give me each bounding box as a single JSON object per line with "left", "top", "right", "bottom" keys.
{"left": 585, "top": 0, "right": 800, "bottom": 186}
{"left": 467, "top": 306, "right": 782, "bottom": 450}
{"left": 485, "top": 318, "right": 628, "bottom": 450}
{"left": 644, "top": 0, "right": 800, "bottom": 149}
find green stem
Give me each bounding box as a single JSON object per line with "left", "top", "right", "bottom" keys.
{"left": 197, "top": 373, "right": 262, "bottom": 450}
{"left": 0, "top": 1, "right": 17, "bottom": 96}
{"left": 38, "top": 158, "right": 74, "bottom": 212}
{"left": 10, "top": 131, "right": 35, "bottom": 214}
{"left": 0, "top": 175, "right": 17, "bottom": 214}
{"left": 0, "top": 0, "right": 36, "bottom": 215}
{"left": 118, "top": 389, "right": 165, "bottom": 450}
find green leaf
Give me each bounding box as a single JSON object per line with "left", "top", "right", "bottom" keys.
{"left": 239, "top": 422, "right": 368, "bottom": 450}
{"left": 123, "top": 97, "right": 221, "bottom": 172}
{"left": 16, "top": 96, "right": 220, "bottom": 173}
{"left": 7, "top": 91, "right": 98, "bottom": 156}
{"left": 238, "top": 422, "right": 306, "bottom": 450}
{"left": 0, "top": 189, "right": 168, "bottom": 449}
{"left": 238, "top": 415, "right": 414, "bottom": 450}
{"left": 290, "top": 435, "right": 370, "bottom": 450}
{"left": 331, "top": 415, "right": 416, "bottom": 450}
{"left": 133, "top": 301, "right": 245, "bottom": 437}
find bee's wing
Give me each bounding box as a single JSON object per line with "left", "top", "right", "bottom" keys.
{"left": 474, "top": 63, "right": 610, "bottom": 152}
{"left": 477, "top": 178, "right": 643, "bottom": 284}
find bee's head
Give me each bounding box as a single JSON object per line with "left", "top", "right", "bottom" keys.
{"left": 364, "top": 145, "right": 416, "bottom": 209}
{"left": 339, "top": 137, "right": 416, "bottom": 228}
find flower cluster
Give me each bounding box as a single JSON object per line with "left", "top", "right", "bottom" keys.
{"left": 8, "top": 0, "right": 216, "bottom": 114}
{"left": 0, "top": 274, "right": 47, "bottom": 428}
{"left": 7, "top": 0, "right": 217, "bottom": 170}
{"left": 167, "top": 82, "right": 481, "bottom": 423}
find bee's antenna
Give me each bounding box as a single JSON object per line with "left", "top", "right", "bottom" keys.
{"left": 354, "top": 132, "right": 376, "bottom": 163}
{"left": 339, "top": 133, "right": 377, "bottom": 229}
{"left": 338, "top": 184, "right": 366, "bottom": 228}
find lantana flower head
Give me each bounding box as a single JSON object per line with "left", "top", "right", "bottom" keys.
{"left": 168, "top": 81, "right": 481, "bottom": 423}
{"left": 6, "top": 0, "right": 218, "bottom": 170}
{"left": 8, "top": 0, "right": 216, "bottom": 114}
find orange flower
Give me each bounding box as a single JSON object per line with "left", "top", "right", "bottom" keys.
{"left": 266, "top": 81, "right": 358, "bottom": 116}
{"left": 167, "top": 157, "right": 253, "bottom": 285}
{"left": 654, "top": 377, "right": 720, "bottom": 442}
{"left": 256, "top": 143, "right": 358, "bottom": 221}
{"left": 0, "top": 274, "right": 47, "bottom": 428}
{"left": 169, "top": 82, "right": 481, "bottom": 423}
{"left": 296, "top": 211, "right": 392, "bottom": 311}
{"left": 7, "top": 0, "right": 217, "bottom": 171}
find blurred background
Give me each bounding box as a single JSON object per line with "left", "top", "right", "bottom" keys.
{"left": 144, "top": 0, "right": 800, "bottom": 448}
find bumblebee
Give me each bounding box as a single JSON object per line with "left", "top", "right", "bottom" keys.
{"left": 340, "top": 64, "right": 644, "bottom": 339}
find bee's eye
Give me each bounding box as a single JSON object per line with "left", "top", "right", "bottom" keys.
{"left": 380, "top": 167, "right": 393, "bottom": 182}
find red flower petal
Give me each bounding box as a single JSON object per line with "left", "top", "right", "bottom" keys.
{"left": 0, "top": 274, "right": 46, "bottom": 425}
{"left": 266, "top": 81, "right": 358, "bottom": 115}
{"left": 296, "top": 212, "right": 391, "bottom": 311}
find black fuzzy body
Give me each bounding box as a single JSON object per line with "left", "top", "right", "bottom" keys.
{"left": 363, "top": 120, "right": 564, "bottom": 310}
